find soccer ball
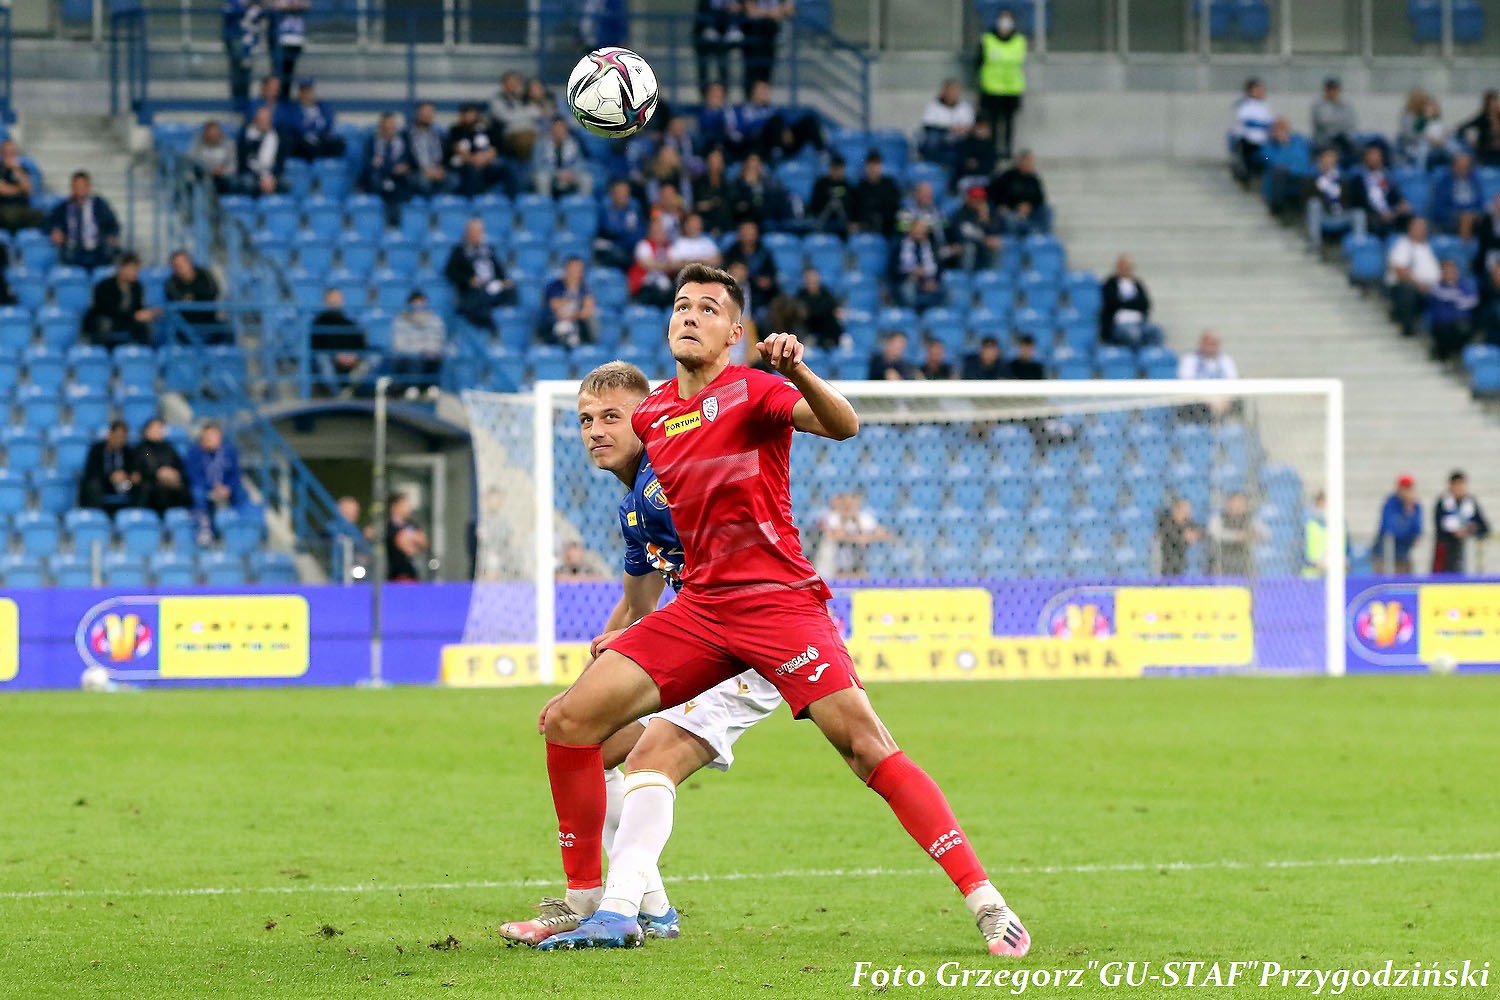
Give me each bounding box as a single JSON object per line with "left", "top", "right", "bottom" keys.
{"left": 80, "top": 665, "right": 112, "bottom": 692}
{"left": 566, "top": 47, "right": 658, "bottom": 138}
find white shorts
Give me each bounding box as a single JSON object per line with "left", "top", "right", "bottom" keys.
{"left": 639, "top": 669, "right": 782, "bottom": 771}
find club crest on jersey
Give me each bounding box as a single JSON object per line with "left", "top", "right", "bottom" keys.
{"left": 702, "top": 396, "right": 719, "bottom": 421}
{"left": 643, "top": 478, "right": 669, "bottom": 510}
{"left": 664, "top": 411, "right": 702, "bottom": 437}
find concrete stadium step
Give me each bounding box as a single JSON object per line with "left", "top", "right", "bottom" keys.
{"left": 1048, "top": 159, "right": 1500, "bottom": 559}
{"left": 19, "top": 114, "right": 157, "bottom": 261}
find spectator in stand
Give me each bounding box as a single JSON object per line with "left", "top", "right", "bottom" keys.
{"left": 728, "top": 152, "right": 789, "bottom": 228}
{"left": 725, "top": 260, "right": 759, "bottom": 329}
{"left": 1177, "top": 330, "right": 1238, "bottom": 380}
{"left": 595, "top": 178, "right": 645, "bottom": 271}
{"left": 538, "top": 257, "right": 598, "bottom": 348}
{"left": 446, "top": 103, "right": 507, "bottom": 197}
{"left": 285, "top": 79, "right": 345, "bottom": 161}
{"left": 1231, "top": 77, "right": 1274, "bottom": 183}
{"left": 952, "top": 184, "right": 1004, "bottom": 271}
{"left": 309, "top": 287, "right": 369, "bottom": 393}
{"left": 953, "top": 120, "right": 997, "bottom": 190}
{"left": 1427, "top": 259, "right": 1478, "bottom": 363}
{"left": 222, "top": 0, "right": 262, "bottom": 111}
{"left": 962, "top": 334, "right": 1006, "bottom": 380}
{"left": 641, "top": 143, "right": 690, "bottom": 207}
{"left": 1208, "top": 491, "right": 1262, "bottom": 577}
{"left": 557, "top": 540, "right": 609, "bottom": 580}
{"left": 668, "top": 212, "right": 723, "bottom": 270}
{"left": 807, "top": 153, "right": 852, "bottom": 235}
{"left": 526, "top": 78, "right": 558, "bottom": 128}
{"left": 1157, "top": 497, "right": 1202, "bottom": 576}
{"left": 1397, "top": 88, "right": 1434, "bottom": 166}
{"left": 0, "top": 139, "right": 42, "bottom": 233}
{"left": 918, "top": 337, "right": 955, "bottom": 380}
{"left": 1479, "top": 258, "right": 1500, "bottom": 344}
{"left": 269, "top": 0, "right": 309, "bottom": 93}
{"left": 248, "top": 74, "right": 283, "bottom": 124}
{"left": 406, "top": 102, "right": 451, "bottom": 196}
{"left": 238, "top": 104, "right": 285, "bottom": 196}
{"left": 1305, "top": 147, "right": 1348, "bottom": 249}
{"left": 0, "top": 244, "right": 14, "bottom": 307}
{"left": 1386, "top": 216, "right": 1442, "bottom": 339}
{"left": 1432, "top": 470, "right": 1489, "bottom": 575}
{"left": 532, "top": 117, "right": 592, "bottom": 198}
{"left": 697, "top": 81, "right": 731, "bottom": 151}
{"left": 630, "top": 217, "right": 677, "bottom": 307}
{"left": 724, "top": 219, "right": 778, "bottom": 309}
{"left": 989, "top": 149, "right": 1050, "bottom": 235}
{"left": 164, "top": 251, "right": 225, "bottom": 342}
{"left": 82, "top": 252, "right": 157, "bottom": 350}
{"left": 727, "top": 79, "right": 778, "bottom": 158}
{"left": 850, "top": 150, "right": 901, "bottom": 237}
{"left": 1008, "top": 334, "right": 1045, "bottom": 379}
{"left": 185, "top": 121, "right": 238, "bottom": 195}
{"left": 1459, "top": 90, "right": 1500, "bottom": 168}
{"left": 1261, "top": 117, "right": 1309, "bottom": 215}
{"left": 1346, "top": 143, "right": 1410, "bottom": 238}
{"left": 796, "top": 267, "right": 843, "bottom": 350}
{"left": 868, "top": 331, "right": 914, "bottom": 380}
{"left": 47, "top": 171, "right": 120, "bottom": 269}
{"left": 741, "top": 0, "right": 793, "bottom": 99}
{"left": 692, "top": 148, "right": 736, "bottom": 236}
{"left": 658, "top": 115, "right": 704, "bottom": 179}
{"left": 920, "top": 78, "right": 975, "bottom": 173}
{"left": 1433, "top": 152, "right": 1484, "bottom": 240}
{"left": 1373, "top": 474, "right": 1422, "bottom": 575}
{"left": 891, "top": 217, "right": 944, "bottom": 312}
{"left": 813, "top": 492, "right": 889, "bottom": 579}
{"left": 899, "top": 180, "right": 946, "bottom": 234}
{"left": 976, "top": 8, "right": 1027, "bottom": 160}
{"left": 1099, "top": 254, "right": 1164, "bottom": 348}
{"left": 79, "top": 420, "right": 140, "bottom": 516}
{"left": 186, "top": 421, "right": 249, "bottom": 543}
{"left": 445, "top": 217, "right": 516, "bottom": 330}
{"left": 389, "top": 290, "right": 447, "bottom": 394}
{"left": 360, "top": 112, "right": 415, "bottom": 219}
{"left": 385, "top": 492, "right": 429, "bottom": 582}
{"left": 133, "top": 417, "right": 191, "bottom": 516}
{"left": 491, "top": 71, "right": 540, "bottom": 161}
{"left": 693, "top": 0, "right": 739, "bottom": 95}
{"left": 1476, "top": 193, "right": 1500, "bottom": 279}
{"left": 647, "top": 182, "right": 688, "bottom": 241}
{"left": 1310, "top": 77, "right": 1356, "bottom": 163}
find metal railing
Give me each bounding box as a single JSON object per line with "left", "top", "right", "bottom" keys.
{"left": 107, "top": 6, "right": 871, "bottom": 129}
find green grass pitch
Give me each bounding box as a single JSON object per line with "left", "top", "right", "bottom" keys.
{"left": 2, "top": 676, "right": 1497, "bottom": 999}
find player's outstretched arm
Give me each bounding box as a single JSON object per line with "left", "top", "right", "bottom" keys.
{"left": 758, "top": 332, "right": 860, "bottom": 440}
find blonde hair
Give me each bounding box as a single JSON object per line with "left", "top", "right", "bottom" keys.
{"left": 578, "top": 360, "right": 650, "bottom": 399}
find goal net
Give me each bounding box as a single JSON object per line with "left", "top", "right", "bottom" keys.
{"left": 451, "top": 378, "right": 1344, "bottom": 685}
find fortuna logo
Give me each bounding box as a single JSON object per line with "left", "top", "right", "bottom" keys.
{"left": 664, "top": 411, "right": 702, "bottom": 437}
{"left": 928, "top": 829, "right": 964, "bottom": 859}
{"left": 702, "top": 396, "right": 719, "bottom": 421}
{"left": 776, "top": 645, "right": 819, "bottom": 675}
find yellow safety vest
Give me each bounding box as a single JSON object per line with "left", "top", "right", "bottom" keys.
{"left": 1303, "top": 516, "right": 1326, "bottom": 577}
{"left": 979, "top": 32, "right": 1027, "bottom": 97}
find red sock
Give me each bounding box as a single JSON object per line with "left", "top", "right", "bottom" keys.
{"left": 545, "top": 741, "right": 606, "bottom": 890}
{"left": 866, "top": 751, "right": 990, "bottom": 897}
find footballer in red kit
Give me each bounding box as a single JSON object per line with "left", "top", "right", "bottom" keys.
{"left": 539, "top": 263, "right": 1031, "bottom": 956}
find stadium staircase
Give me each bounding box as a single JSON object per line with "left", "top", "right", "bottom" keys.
{"left": 20, "top": 114, "right": 156, "bottom": 258}
{"left": 1047, "top": 159, "right": 1500, "bottom": 551}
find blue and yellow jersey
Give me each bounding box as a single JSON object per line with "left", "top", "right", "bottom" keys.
{"left": 619, "top": 458, "right": 685, "bottom": 590}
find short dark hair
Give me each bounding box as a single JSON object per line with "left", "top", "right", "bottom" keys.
{"left": 1450, "top": 470, "right": 1467, "bottom": 483}
{"left": 72, "top": 170, "right": 90, "bottom": 183}
{"left": 119, "top": 251, "right": 141, "bottom": 267}
{"left": 1016, "top": 333, "right": 1036, "bottom": 347}
{"left": 108, "top": 419, "right": 128, "bottom": 433}
{"left": 407, "top": 289, "right": 426, "bottom": 303}
{"left": 675, "top": 262, "right": 745, "bottom": 316}
{"left": 980, "top": 335, "right": 1000, "bottom": 348}
{"left": 1244, "top": 76, "right": 1262, "bottom": 94}
{"left": 865, "top": 150, "right": 883, "bottom": 164}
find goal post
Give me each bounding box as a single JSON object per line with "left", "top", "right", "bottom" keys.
{"left": 455, "top": 377, "right": 1344, "bottom": 684}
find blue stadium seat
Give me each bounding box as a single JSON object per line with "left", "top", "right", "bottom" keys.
{"left": 1343, "top": 233, "right": 1385, "bottom": 285}
{"left": 515, "top": 193, "right": 558, "bottom": 235}
{"left": 347, "top": 195, "right": 387, "bottom": 241}
{"left": 974, "top": 270, "right": 1016, "bottom": 314}
{"left": 115, "top": 507, "right": 163, "bottom": 557}
{"left": 1019, "top": 271, "right": 1060, "bottom": 314}
{"left": 19, "top": 384, "right": 64, "bottom": 426}
{"left": 776, "top": 160, "right": 817, "bottom": 205}
{"left": 281, "top": 158, "right": 313, "bottom": 200}
{"left": 1024, "top": 235, "right": 1066, "bottom": 277}
{"left": 67, "top": 344, "right": 112, "bottom": 388}
{"left": 1138, "top": 346, "right": 1178, "bottom": 379}
{"left": 151, "top": 549, "right": 197, "bottom": 587}
{"left": 117, "top": 386, "right": 158, "bottom": 430}
{"left": 2, "top": 427, "right": 44, "bottom": 471}
{"left": 102, "top": 550, "right": 150, "bottom": 588}
{"left": 842, "top": 272, "right": 880, "bottom": 312}
{"left": 49, "top": 552, "right": 95, "bottom": 588}
{"left": 198, "top": 550, "right": 248, "bottom": 585}
{"left": 849, "top": 233, "right": 888, "bottom": 275}
{"left": 217, "top": 505, "right": 264, "bottom": 555}
{"left": 1097, "top": 345, "right": 1137, "bottom": 380}
{"left": 304, "top": 196, "right": 345, "bottom": 240}
{"left": 251, "top": 550, "right": 299, "bottom": 584}
{"left": 0, "top": 470, "right": 26, "bottom": 515}
{"left": 36, "top": 307, "right": 79, "bottom": 352}
{"left": 257, "top": 195, "right": 301, "bottom": 241}
{"left": 66, "top": 507, "right": 112, "bottom": 555}
{"left": 16, "top": 510, "right": 61, "bottom": 557}
{"left": 0, "top": 552, "right": 45, "bottom": 588}
{"left": 48, "top": 266, "right": 92, "bottom": 313}
{"left": 1063, "top": 271, "right": 1102, "bottom": 317}
{"left": 558, "top": 194, "right": 597, "bottom": 238}
{"left": 31, "top": 469, "right": 74, "bottom": 514}
{"left": 48, "top": 426, "right": 91, "bottom": 472}
{"left": 476, "top": 193, "right": 514, "bottom": 240}
{"left": 314, "top": 158, "right": 350, "bottom": 200}
{"left": 16, "top": 232, "right": 57, "bottom": 272}
{"left": 294, "top": 233, "right": 336, "bottom": 276}
{"left": 398, "top": 199, "right": 433, "bottom": 243}
{"left": 162, "top": 507, "right": 196, "bottom": 550}
{"left": 338, "top": 232, "right": 378, "bottom": 275}
{"left": 0, "top": 305, "right": 32, "bottom": 353}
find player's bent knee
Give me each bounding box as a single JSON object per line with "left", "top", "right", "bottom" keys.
{"left": 847, "top": 729, "right": 902, "bottom": 781}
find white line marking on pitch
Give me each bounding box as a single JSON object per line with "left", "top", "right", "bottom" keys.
{"left": 2, "top": 851, "right": 1496, "bottom": 902}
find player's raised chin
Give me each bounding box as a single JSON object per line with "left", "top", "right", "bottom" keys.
{"left": 668, "top": 281, "right": 742, "bottom": 368}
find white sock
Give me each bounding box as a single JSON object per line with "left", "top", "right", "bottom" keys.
{"left": 602, "top": 766, "right": 625, "bottom": 863}
{"left": 641, "top": 884, "right": 672, "bottom": 918}
{"left": 963, "top": 881, "right": 1005, "bottom": 918}
{"left": 597, "top": 770, "right": 677, "bottom": 920}
{"left": 565, "top": 885, "right": 602, "bottom": 918}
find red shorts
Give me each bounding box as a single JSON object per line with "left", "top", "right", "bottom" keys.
{"left": 603, "top": 588, "right": 862, "bottom": 719}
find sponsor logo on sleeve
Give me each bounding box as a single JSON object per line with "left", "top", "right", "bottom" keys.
{"left": 643, "top": 478, "right": 669, "bottom": 510}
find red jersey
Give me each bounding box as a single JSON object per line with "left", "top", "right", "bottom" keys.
{"left": 632, "top": 364, "right": 831, "bottom": 601}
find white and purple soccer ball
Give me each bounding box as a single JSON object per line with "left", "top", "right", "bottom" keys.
{"left": 566, "top": 46, "right": 659, "bottom": 139}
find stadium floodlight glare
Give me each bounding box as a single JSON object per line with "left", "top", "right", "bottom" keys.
{"left": 463, "top": 378, "right": 1343, "bottom": 681}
